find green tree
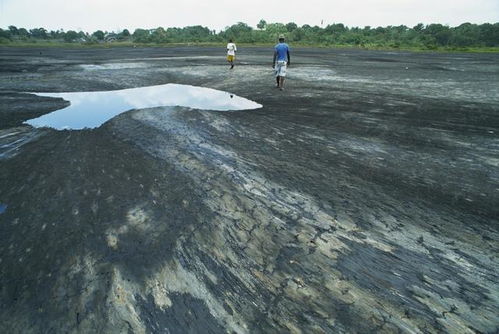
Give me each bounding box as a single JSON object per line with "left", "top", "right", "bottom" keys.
{"left": 223, "top": 22, "right": 253, "bottom": 42}
{"left": 116, "top": 29, "right": 131, "bottom": 40}
{"left": 182, "top": 26, "right": 211, "bottom": 41}
{"left": 257, "top": 19, "right": 267, "bottom": 30}
{"left": 64, "top": 30, "right": 79, "bottom": 42}
{"left": 2, "top": 21, "right": 498, "bottom": 48}
{"left": 413, "top": 23, "right": 424, "bottom": 32}
{"left": 0, "top": 28, "right": 12, "bottom": 41}
{"left": 478, "top": 23, "right": 499, "bottom": 46}
{"left": 132, "top": 29, "right": 150, "bottom": 43}
{"left": 8, "top": 25, "right": 18, "bottom": 35}
{"left": 30, "top": 28, "right": 48, "bottom": 39}
{"left": 150, "top": 27, "right": 167, "bottom": 43}
{"left": 92, "top": 30, "right": 105, "bottom": 40}
{"left": 50, "top": 30, "right": 65, "bottom": 40}
{"left": 290, "top": 27, "right": 305, "bottom": 41}
{"left": 424, "top": 24, "right": 452, "bottom": 46}
{"left": 452, "top": 23, "right": 481, "bottom": 47}
{"left": 325, "top": 23, "right": 347, "bottom": 34}
{"left": 17, "top": 28, "right": 29, "bottom": 39}
{"left": 286, "top": 22, "right": 298, "bottom": 32}
{"left": 266, "top": 23, "right": 287, "bottom": 39}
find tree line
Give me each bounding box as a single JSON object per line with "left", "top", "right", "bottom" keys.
{"left": 1, "top": 20, "right": 498, "bottom": 49}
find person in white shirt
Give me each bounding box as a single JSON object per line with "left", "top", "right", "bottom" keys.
{"left": 226, "top": 39, "right": 237, "bottom": 69}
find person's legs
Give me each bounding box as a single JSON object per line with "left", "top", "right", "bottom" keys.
{"left": 275, "top": 62, "right": 283, "bottom": 87}
{"left": 278, "top": 61, "right": 287, "bottom": 90}
{"left": 280, "top": 77, "right": 285, "bottom": 89}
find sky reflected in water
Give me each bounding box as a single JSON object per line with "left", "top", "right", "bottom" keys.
{"left": 25, "top": 84, "right": 262, "bottom": 130}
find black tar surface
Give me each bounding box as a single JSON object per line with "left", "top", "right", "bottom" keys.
{"left": 0, "top": 46, "right": 498, "bottom": 333}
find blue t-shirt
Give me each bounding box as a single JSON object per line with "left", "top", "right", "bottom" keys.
{"left": 275, "top": 43, "right": 289, "bottom": 61}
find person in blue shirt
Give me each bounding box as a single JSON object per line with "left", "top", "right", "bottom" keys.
{"left": 272, "top": 34, "right": 291, "bottom": 90}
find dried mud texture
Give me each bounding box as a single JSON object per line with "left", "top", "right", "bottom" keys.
{"left": 0, "top": 46, "right": 498, "bottom": 333}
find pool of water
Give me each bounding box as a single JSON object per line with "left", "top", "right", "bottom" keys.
{"left": 25, "top": 84, "right": 262, "bottom": 130}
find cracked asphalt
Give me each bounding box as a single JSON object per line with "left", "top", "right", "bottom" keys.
{"left": 0, "top": 46, "right": 498, "bottom": 333}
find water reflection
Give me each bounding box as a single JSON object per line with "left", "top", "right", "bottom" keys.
{"left": 25, "top": 84, "right": 262, "bottom": 130}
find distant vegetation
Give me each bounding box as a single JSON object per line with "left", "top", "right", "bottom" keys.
{"left": 1, "top": 21, "right": 498, "bottom": 50}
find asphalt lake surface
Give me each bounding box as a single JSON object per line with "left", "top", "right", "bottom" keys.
{"left": 0, "top": 46, "right": 498, "bottom": 333}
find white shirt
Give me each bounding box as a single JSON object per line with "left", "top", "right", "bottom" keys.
{"left": 227, "top": 43, "right": 237, "bottom": 56}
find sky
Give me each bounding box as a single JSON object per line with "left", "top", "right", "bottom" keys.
{"left": 1, "top": 0, "right": 498, "bottom": 33}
